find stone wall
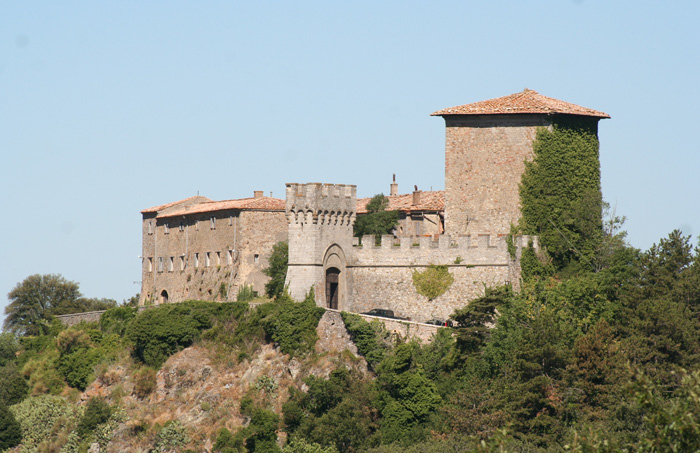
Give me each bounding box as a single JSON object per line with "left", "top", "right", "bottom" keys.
{"left": 55, "top": 310, "right": 106, "bottom": 327}
{"left": 442, "top": 114, "right": 552, "bottom": 236}
{"left": 141, "top": 208, "right": 286, "bottom": 305}
{"left": 342, "top": 233, "right": 534, "bottom": 322}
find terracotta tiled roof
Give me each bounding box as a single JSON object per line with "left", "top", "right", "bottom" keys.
{"left": 158, "top": 197, "right": 285, "bottom": 218}
{"left": 356, "top": 191, "right": 444, "bottom": 214}
{"left": 431, "top": 89, "right": 610, "bottom": 118}
{"left": 140, "top": 196, "right": 212, "bottom": 214}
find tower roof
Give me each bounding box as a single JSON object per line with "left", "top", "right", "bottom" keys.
{"left": 431, "top": 89, "right": 610, "bottom": 118}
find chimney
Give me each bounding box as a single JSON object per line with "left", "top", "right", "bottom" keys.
{"left": 254, "top": 190, "right": 263, "bottom": 199}
{"left": 390, "top": 174, "right": 398, "bottom": 196}
{"left": 412, "top": 187, "right": 421, "bottom": 206}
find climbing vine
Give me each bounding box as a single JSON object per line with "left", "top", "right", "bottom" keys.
{"left": 412, "top": 265, "right": 454, "bottom": 300}
{"left": 519, "top": 116, "right": 603, "bottom": 272}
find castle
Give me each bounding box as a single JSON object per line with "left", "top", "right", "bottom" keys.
{"left": 140, "top": 89, "right": 609, "bottom": 322}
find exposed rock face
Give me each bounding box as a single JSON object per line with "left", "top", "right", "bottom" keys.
{"left": 83, "top": 321, "right": 369, "bottom": 452}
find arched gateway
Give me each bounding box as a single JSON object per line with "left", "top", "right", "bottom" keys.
{"left": 323, "top": 244, "right": 346, "bottom": 311}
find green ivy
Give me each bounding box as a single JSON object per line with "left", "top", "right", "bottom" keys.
{"left": 519, "top": 116, "right": 603, "bottom": 271}
{"left": 412, "top": 265, "right": 454, "bottom": 300}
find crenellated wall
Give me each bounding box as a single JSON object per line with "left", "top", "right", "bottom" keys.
{"left": 343, "top": 234, "right": 537, "bottom": 322}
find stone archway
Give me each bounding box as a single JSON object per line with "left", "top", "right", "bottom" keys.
{"left": 325, "top": 267, "right": 340, "bottom": 309}
{"left": 159, "top": 290, "right": 169, "bottom": 304}
{"left": 322, "top": 244, "right": 347, "bottom": 311}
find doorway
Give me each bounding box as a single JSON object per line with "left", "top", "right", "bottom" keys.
{"left": 325, "top": 268, "right": 339, "bottom": 309}
{"left": 159, "top": 290, "right": 169, "bottom": 304}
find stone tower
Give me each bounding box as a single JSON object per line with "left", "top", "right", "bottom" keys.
{"left": 432, "top": 89, "right": 609, "bottom": 236}
{"left": 284, "top": 183, "right": 356, "bottom": 309}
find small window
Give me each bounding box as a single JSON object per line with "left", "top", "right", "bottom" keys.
{"left": 216, "top": 251, "right": 221, "bottom": 266}
{"left": 229, "top": 215, "right": 233, "bottom": 226}
{"left": 206, "top": 252, "right": 211, "bottom": 267}
{"left": 179, "top": 221, "right": 184, "bottom": 232}
{"left": 210, "top": 216, "right": 216, "bottom": 229}
{"left": 227, "top": 250, "right": 233, "bottom": 265}
{"left": 148, "top": 221, "right": 154, "bottom": 235}
{"left": 254, "top": 254, "right": 260, "bottom": 264}
{"left": 415, "top": 221, "right": 420, "bottom": 236}
{"left": 164, "top": 222, "right": 169, "bottom": 234}
{"left": 168, "top": 257, "right": 174, "bottom": 272}
{"left": 194, "top": 253, "right": 199, "bottom": 268}
{"left": 180, "top": 256, "right": 185, "bottom": 271}
{"left": 196, "top": 220, "right": 199, "bottom": 231}
{"left": 148, "top": 257, "right": 153, "bottom": 272}
{"left": 158, "top": 257, "right": 164, "bottom": 272}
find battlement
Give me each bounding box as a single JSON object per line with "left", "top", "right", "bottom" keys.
{"left": 350, "top": 233, "right": 538, "bottom": 267}
{"left": 285, "top": 183, "right": 357, "bottom": 226}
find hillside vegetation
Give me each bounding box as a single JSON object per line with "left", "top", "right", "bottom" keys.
{"left": 2, "top": 227, "right": 700, "bottom": 452}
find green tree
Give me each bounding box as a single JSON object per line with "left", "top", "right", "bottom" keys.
{"left": 4, "top": 274, "right": 81, "bottom": 336}
{"left": 354, "top": 194, "right": 399, "bottom": 242}
{"left": 264, "top": 241, "right": 289, "bottom": 298}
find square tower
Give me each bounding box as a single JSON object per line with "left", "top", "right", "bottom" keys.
{"left": 432, "top": 89, "right": 609, "bottom": 236}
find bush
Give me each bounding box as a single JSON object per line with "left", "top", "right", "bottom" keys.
{"left": 262, "top": 291, "right": 325, "bottom": 356}
{"left": 126, "top": 301, "right": 240, "bottom": 367}
{"left": 0, "top": 402, "right": 22, "bottom": 451}
{"left": 264, "top": 241, "right": 289, "bottom": 298}
{"left": 133, "top": 367, "right": 157, "bottom": 399}
{"left": 153, "top": 420, "right": 189, "bottom": 452}
{"left": 0, "top": 363, "right": 28, "bottom": 406}
{"left": 237, "top": 284, "right": 257, "bottom": 302}
{"left": 99, "top": 306, "right": 138, "bottom": 336}
{"left": 10, "top": 394, "right": 76, "bottom": 451}
{"left": 412, "top": 265, "right": 454, "bottom": 300}
{"left": 76, "top": 397, "right": 112, "bottom": 437}
{"left": 340, "top": 312, "right": 389, "bottom": 369}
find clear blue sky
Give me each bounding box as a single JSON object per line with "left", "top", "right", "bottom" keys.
{"left": 2, "top": 1, "right": 699, "bottom": 319}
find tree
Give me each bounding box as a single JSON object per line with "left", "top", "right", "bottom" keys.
{"left": 4, "top": 274, "right": 81, "bottom": 336}
{"left": 354, "top": 194, "right": 399, "bottom": 241}
{"left": 264, "top": 241, "right": 289, "bottom": 298}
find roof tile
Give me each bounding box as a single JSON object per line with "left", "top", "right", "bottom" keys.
{"left": 356, "top": 191, "right": 444, "bottom": 214}
{"left": 431, "top": 89, "right": 609, "bottom": 118}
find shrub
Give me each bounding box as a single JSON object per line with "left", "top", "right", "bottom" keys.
{"left": 153, "top": 420, "right": 189, "bottom": 452}
{"left": 0, "top": 363, "right": 28, "bottom": 406}
{"left": 99, "top": 306, "right": 138, "bottom": 336}
{"left": 133, "top": 367, "right": 157, "bottom": 398}
{"left": 412, "top": 265, "right": 454, "bottom": 300}
{"left": 340, "top": 312, "right": 389, "bottom": 369}
{"left": 262, "top": 291, "right": 325, "bottom": 356}
{"left": 237, "top": 284, "right": 257, "bottom": 302}
{"left": 0, "top": 402, "right": 22, "bottom": 451}
{"left": 10, "top": 394, "right": 76, "bottom": 451}
{"left": 126, "top": 301, "right": 239, "bottom": 367}
{"left": 213, "top": 427, "right": 242, "bottom": 453}
{"left": 264, "top": 241, "right": 289, "bottom": 298}
{"left": 76, "top": 397, "right": 112, "bottom": 437}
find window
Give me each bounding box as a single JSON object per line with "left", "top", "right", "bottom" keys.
{"left": 206, "top": 252, "right": 211, "bottom": 267}
{"left": 180, "top": 256, "right": 185, "bottom": 271}
{"left": 168, "top": 257, "right": 174, "bottom": 272}
{"left": 216, "top": 251, "right": 221, "bottom": 266}
{"left": 158, "top": 257, "right": 164, "bottom": 272}
{"left": 179, "top": 222, "right": 184, "bottom": 232}
{"left": 227, "top": 250, "right": 233, "bottom": 265}
{"left": 148, "top": 221, "right": 154, "bottom": 235}
{"left": 148, "top": 257, "right": 153, "bottom": 272}
{"left": 194, "top": 253, "right": 199, "bottom": 267}
{"left": 415, "top": 221, "right": 421, "bottom": 236}
{"left": 229, "top": 215, "right": 233, "bottom": 226}
{"left": 210, "top": 216, "right": 216, "bottom": 229}
{"left": 254, "top": 254, "right": 260, "bottom": 264}
{"left": 164, "top": 222, "right": 169, "bottom": 234}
